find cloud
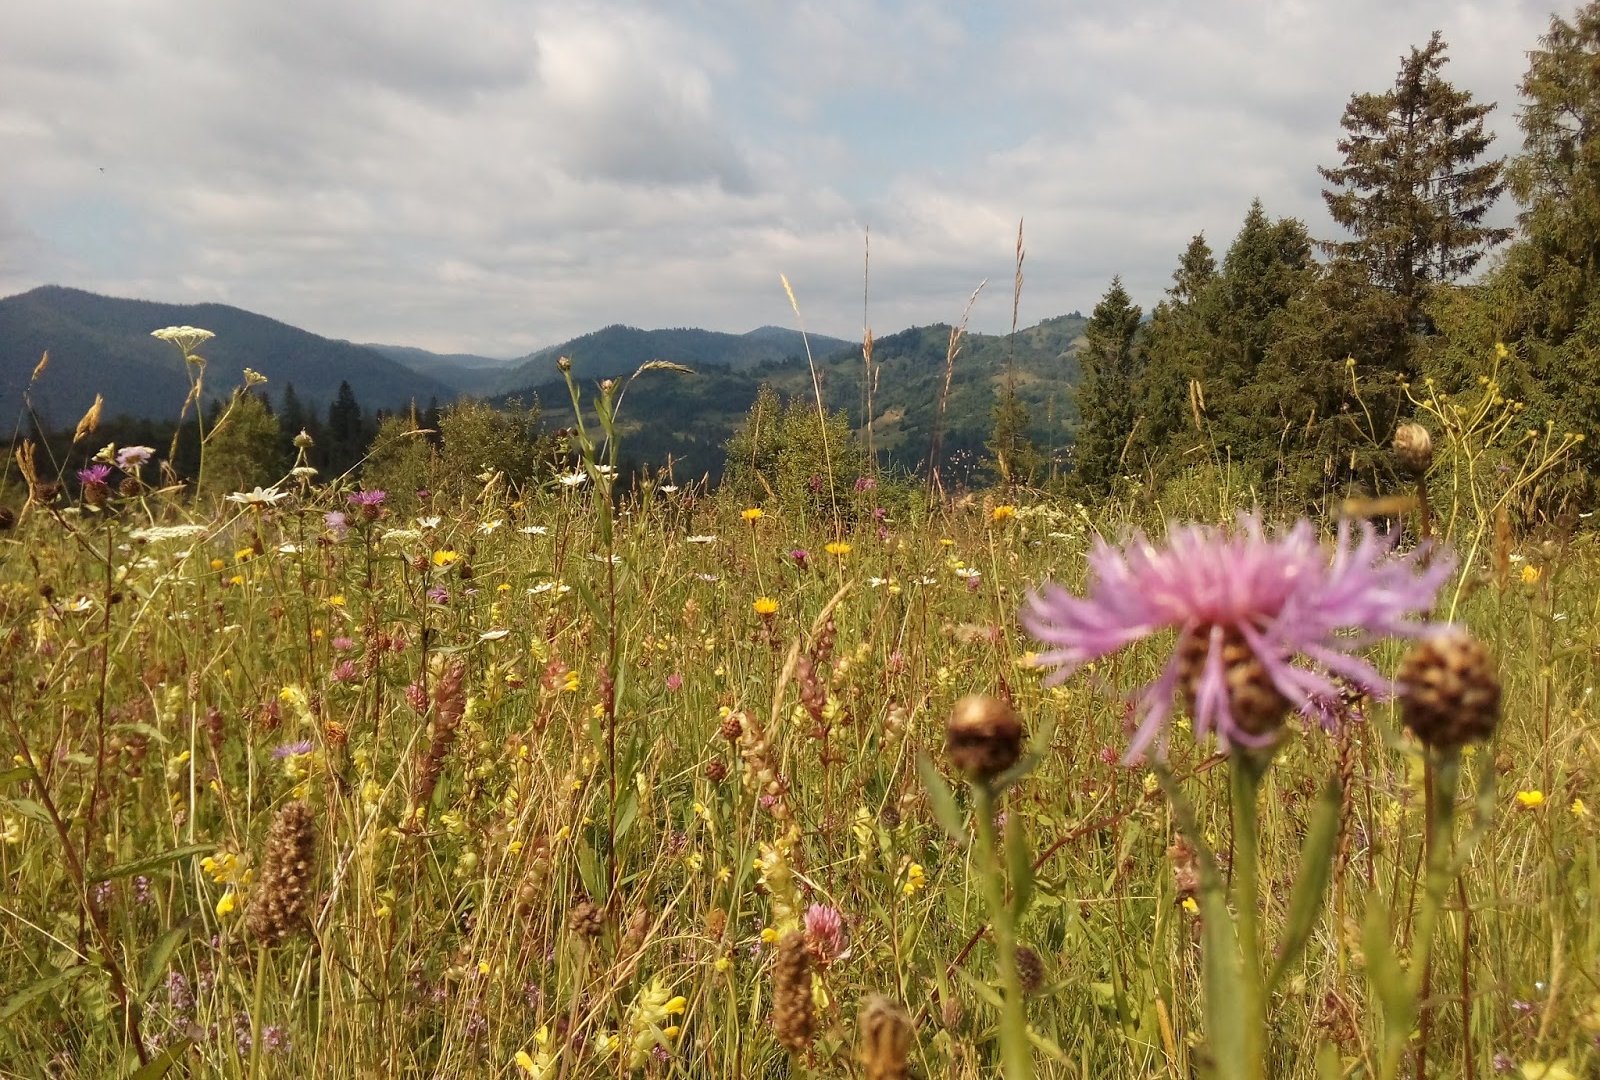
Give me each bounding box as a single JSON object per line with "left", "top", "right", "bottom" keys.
{"left": 0, "top": 0, "right": 1560, "bottom": 354}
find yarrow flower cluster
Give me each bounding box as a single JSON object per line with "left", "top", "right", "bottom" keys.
{"left": 1022, "top": 514, "right": 1452, "bottom": 759}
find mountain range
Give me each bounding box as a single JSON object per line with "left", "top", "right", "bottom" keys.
{"left": 1, "top": 285, "right": 1086, "bottom": 481}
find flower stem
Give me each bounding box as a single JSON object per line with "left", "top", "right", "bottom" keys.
{"left": 1230, "top": 753, "right": 1269, "bottom": 1080}
{"left": 972, "top": 784, "right": 1033, "bottom": 1080}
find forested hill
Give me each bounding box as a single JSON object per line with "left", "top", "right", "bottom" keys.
{"left": 0, "top": 286, "right": 452, "bottom": 430}
{"left": 502, "top": 313, "right": 1088, "bottom": 485}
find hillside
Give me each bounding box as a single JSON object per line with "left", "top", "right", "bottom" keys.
{"left": 362, "top": 343, "right": 517, "bottom": 397}
{"left": 498, "top": 323, "right": 854, "bottom": 392}
{"left": 0, "top": 286, "right": 453, "bottom": 429}
{"left": 506, "top": 314, "right": 1087, "bottom": 484}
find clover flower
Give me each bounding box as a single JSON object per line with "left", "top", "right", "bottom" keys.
{"left": 1021, "top": 515, "right": 1451, "bottom": 759}
{"left": 803, "top": 903, "right": 846, "bottom": 965}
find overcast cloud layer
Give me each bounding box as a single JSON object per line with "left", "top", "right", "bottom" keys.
{"left": 0, "top": 1, "right": 1554, "bottom": 355}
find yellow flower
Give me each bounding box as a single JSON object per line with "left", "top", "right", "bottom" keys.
{"left": 990, "top": 504, "right": 1017, "bottom": 522}
{"left": 760, "top": 927, "right": 779, "bottom": 943}
{"left": 824, "top": 541, "right": 851, "bottom": 556}
{"left": 1516, "top": 790, "right": 1546, "bottom": 809}
{"left": 432, "top": 549, "right": 460, "bottom": 567}
{"left": 713, "top": 955, "right": 732, "bottom": 973}
{"left": 753, "top": 596, "right": 779, "bottom": 616}
{"left": 234, "top": 547, "right": 255, "bottom": 563}
{"left": 1521, "top": 564, "right": 1541, "bottom": 585}
{"left": 215, "top": 890, "right": 237, "bottom": 917}
{"left": 938, "top": 538, "right": 954, "bottom": 547}
{"left": 1181, "top": 896, "right": 1199, "bottom": 915}
{"left": 740, "top": 507, "right": 764, "bottom": 522}
{"left": 328, "top": 594, "right": 346, "bottom": 607}
{"left": 902, "top": 861, "right": 926, "bottom": 897}
{"left": 209, "top": 558, "right": 225, "bottom": 571}
{"left": 1572, "top": 798, "right": 1589, "bottom": 818}
{"left": 227, "top": 575, "right": 244, "bottom": 587}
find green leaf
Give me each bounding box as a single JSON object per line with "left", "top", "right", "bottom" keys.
{"left": 0, "top": 765, "right": 35, "bottom": 787}
{"left": 2, "top": 798, "right": 53, "bottom": 826}
{"left": 1268, "top": 776, "right": 1342, "bottom": 992}
{"left": 125, "top": 1038, "right": 192, "bottom": 1079}
{"left": 576, "top": 838, "right": 603, "bottom": 901}
{"left": 1361, "top": 903, "right": 1409, "bottom": 1029}
{"left": 1005, "top": 812, "right": 1034, "bottom": 919}
{"left": 916, "top": 753, "right": 966, "bottom": 843}
{"left": 1315, "top": 1041, "right": 1344, "bottom": 1080}
{"left": 614, "top": 789, "right": 639, "bottom": 844}
{"left": 1197, "top": 877, "right": 1249, "bottom": 1076}
{"left": 90, "top": 843, "right": 214, "bottom": 885}
{"left": 140, "top": 919, "right": 195, "bottom": 1000}
{"left": 0, "top": 964, "right": 97, "bottom": 1021}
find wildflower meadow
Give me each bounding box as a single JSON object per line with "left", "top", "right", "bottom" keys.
{"left": 1, "top": 332, "right": 1598, "bottom": 1080}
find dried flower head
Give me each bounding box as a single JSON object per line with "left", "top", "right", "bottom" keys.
{"left": 247, "top": 801, "right": 317, "bottom": 946}
{"left": 771, "top": 930, "right": 816, "bottom": 1054}
{"left": 1397, "top": 631, "right": 1501, "bottom": 749}
{"left": 1022, "top": 515, "right": 1450, "bottom": 759}
{"left": 857, "top": 994, "right": 914, "bottom": 1080}
{"left": 568, "top": 899, "right": 606, "bottom": 941}
{"left": 1393, "top": 423, "right": 1433, "bottom": 479}
{"left": 1014, "top": 944, "right": 1045, "bottom": 995}
{"left": 944, "top": 694, "right": 1024, "bottom": 782}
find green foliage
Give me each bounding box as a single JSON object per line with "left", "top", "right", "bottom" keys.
{"left": 722, "top": 383, "right": 868, "bottom": 519}
{"left": 360, "top": 414, "right": 436, "bottom": 511}
{"left": 1319, "top": 31, "right": 1510, "bottom": 322}
{"left": 200, "top": 390, "right": 281, "bottom": 495}
{"left": 1071, "top": 277, "right": 1142, "bottom": 494}
{"left": 986, "top": 380, "right": 1043, "bottom": 486}
{"left": 435, "top": 398, "right": 549, "bottom": 496}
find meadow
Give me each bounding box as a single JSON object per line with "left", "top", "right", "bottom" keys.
{"left": 1, "top": 388, "right": 1598, "bottom": 1079}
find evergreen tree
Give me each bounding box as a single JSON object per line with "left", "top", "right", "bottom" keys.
{"left": 1320, "top": 32, "right": 1510, "bottom": 324}
{"left": 1132, "top": 235, "right": 1216, "bottom": 469}
{"left": 1071, "top": 277, "right": 1143, "bottom": 494}
{"left": 986, "top": 382, "right": 1042, "bottom": 486}
{"left": 202, "top": 391, "right": 280, "bottom": 496}
{"left": 327, "top": 381, "right": 362, "bottom": 445}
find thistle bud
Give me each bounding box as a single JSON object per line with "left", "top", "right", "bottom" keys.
{"left": 556, "top": 356, "right": 572, "bottom": 373}
{"left": 945, "top": 694, "right": 1024, "bottom": 783}
{"left": 1397, "top": 631, "right": 1501, "bottom": 749}
{"left": 1393, "top": 423, "right": 1433, "bottom": 479}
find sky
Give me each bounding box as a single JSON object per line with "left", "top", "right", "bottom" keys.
{"left": 0, "top": 0, "right": 1558, "bottom": 357}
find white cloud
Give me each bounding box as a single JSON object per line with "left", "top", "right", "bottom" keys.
{"left": 0, "top": 0, "right": 1560, "bottom": 354}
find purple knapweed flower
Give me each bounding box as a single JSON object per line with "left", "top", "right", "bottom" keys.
{"left": 271, "top": 739, "right": 315, "bottom": 759}
{"left": 116, "top": 445, "right": 155, "bottom": 468}
{"left": 329, "top": 660, "right": 359, "bottom": 683}
{"left": 1021, "top": 514, "right": 1452, "bottom": 760}
{"left": 790, "top": 548, "right": 810, "bottom": 570}
{"left": 323, "top": 510, "right": 349, "bottom": 538}
{"left": 426, "top": 585, "right": 450, "bottom": 605}
{"left": 347, "top": 489, "right": 387, "bottom": 508}
{"left": 78, "top": 464, "right": 113, "bottom": 486}
{"left": 854, "top": 475, "right": 877, "bottom": 492}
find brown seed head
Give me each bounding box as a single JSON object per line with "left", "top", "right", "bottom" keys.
{"left": 1398, "top": 632, "right": 1501, "bottom": 749}
{"left": 1393, "top": 423, "right": 1433, "bottom": 479}
{"left": 1178, "top": 626, "right": 1290, "bottom": 740}
{"left": 944, "top": 694, "right": 1024, "bottom": 782}
{"left": 568, "top": 899, "right": 606, "bottom": 941}
{"left": 771, "top": 930, "right": 816, "bottom": 1054}
{"left": 247, "top": 801, "right": 317, "bottom": 946}
{"left": 857, "top": 994, "right": 914, "bottom": 1080}
{"left": 1014, "top": 944, "right": 1045, "bottom": 996}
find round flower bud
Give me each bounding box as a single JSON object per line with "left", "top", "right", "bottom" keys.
{"left": 945, "top": 694, "right": 1024, "bottom": 782}
{"left": 293, "top": 428, "right": 315, "bottom": 449}
{"left": 556, "top": 356, "right": 572, "bottom": 372}
{"left": 1393, "top": 423, "right": 1433, "bottom": 479}
{"left": 1397, "top": 631, "right": 1501, "bottom": 749}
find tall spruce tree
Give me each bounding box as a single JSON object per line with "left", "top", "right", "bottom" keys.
{"left": 1320, "top": 32, "right": 1510, "bottom": 325}
{"left": 1071, "top": 277, "right": 1143, "bottom": 494}
{"left": 1132, "top": 234, "right": 1217, "bottom": 469}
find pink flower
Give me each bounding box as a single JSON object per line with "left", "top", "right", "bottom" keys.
{"left": 665, "top": 672, "right": 683, "bottom": 692}
{"left": 803, "top": 904, "right": 845, "bottom": 964}
{"left": 1021, "top": 515, "right": 1451, "bottom": 759}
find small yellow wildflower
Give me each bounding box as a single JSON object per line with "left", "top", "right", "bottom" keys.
{"left": 432, "top": 549, "right": 461, "bottom": 567}
{"left": 209, "top": 558, "right": 225, "bottom": 571}
{"left": 227, "top": 575, "right": 244, "bottom": 587}
{"left": 328, "top": 594, "right": 346, "bottom": 607}
{"left": 939, "top": 537, "right": 954, "bottom": 546}
{"left": 760, "top": 926, "right": 780, "bottom": 943}
{"left": 991, "top": 504, "right": 1017, "bottom": 522}
{"left": 234, "top": 547, "right": 255, "bottom": 563}
{"left": 1571, "top": 798, "right": 1588, "bottom": 818}
{"left": 753, "top": 596, "right": 779, "bottom": 616}
{"left": 740, "top": 507, "right": 764, "bottom": 522}
{"left": 1521, "top": 563, "right": 1541, "bottom": 585}
{"left": 1516, "top": 790, "right": 1546, "bottom": 809}
{"left": 215, "top": 890, "right": 237, "bottom": 917}
{"left": 1, "top": 816, "right": 20, "bottom": 845}
{"left": 1181, "top": 896, "right": 1199, "bottom": 915}
{"left": 713, "top": 955, "right": 732, "bottom": 973}
{"left": 902, "top": 861, "right": 926, "bottom": 897}
{"left": 478, "top": 960, "right": 491, "bottom": 976}
{"left": 824, "top": 541, "right": 851, "bottom": 556}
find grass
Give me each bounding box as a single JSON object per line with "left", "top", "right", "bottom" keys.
{"left": 0, "top": 473, "right": 1597, "bottom": 1078}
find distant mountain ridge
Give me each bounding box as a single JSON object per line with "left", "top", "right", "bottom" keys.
{"left": 0, "top": 286, "right": 452, "bottom": 428}
{"left": 499, "top": 323, "right": 854, "bottom": 392}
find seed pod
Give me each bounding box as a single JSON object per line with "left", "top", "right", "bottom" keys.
{"left": 1398, "top": 631, "right": 1501, "bottom": 749}
{"left": 1393, "top": 423, "right": 1433, "bottom": 479}
{"left": 944, "top": 694, "right": 1024, "bottom": 782}
{"left": 247, "top": 802, "right": 317, "bottom": 947}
